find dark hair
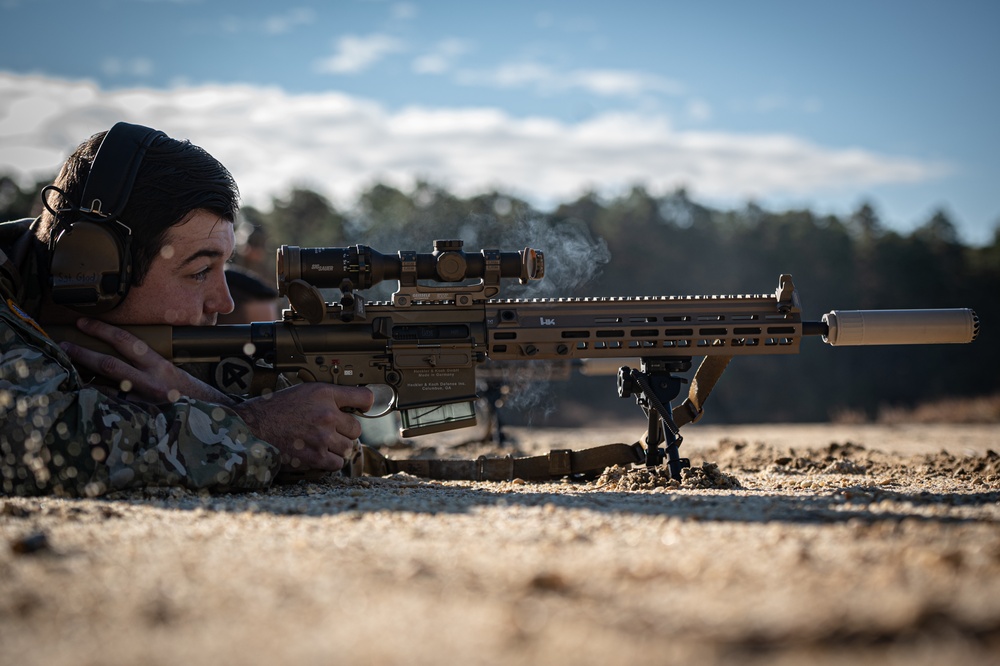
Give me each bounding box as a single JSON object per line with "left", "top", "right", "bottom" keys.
{"left": 38, "top": 127, "right": 240, "bottom": 285}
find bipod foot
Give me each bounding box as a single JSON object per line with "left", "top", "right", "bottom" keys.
{"left": 642, "top": 429, "right": 690, "bottom": 481}
{"left": 663, "top": 441, "right": 690, "bottom": 481}
{"left": 638, "top": 429, "right": 690, "bottom": 482}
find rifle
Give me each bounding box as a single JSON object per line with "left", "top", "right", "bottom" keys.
{"left": 51, "top": 240, "right": 979, "bottom": 481}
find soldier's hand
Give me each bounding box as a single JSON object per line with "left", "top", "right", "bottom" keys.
{"left": 233, "top": 384, "right": 374, "bottom": 473}
{"left": 59, "top": 317, "right": 233, "bottom": 405}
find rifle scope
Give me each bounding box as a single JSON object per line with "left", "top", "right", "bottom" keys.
{"left": 804, "top": 308, "right": 979, "bottom": 346}
{"left": 277, "top": 240, "right": 544, "bottom": 294}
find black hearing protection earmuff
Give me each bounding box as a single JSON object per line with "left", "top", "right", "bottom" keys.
{"left": 47, "top": 122, "right": 166, "bottom": 313}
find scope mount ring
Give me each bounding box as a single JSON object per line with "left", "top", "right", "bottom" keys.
{"left": 393, "top": 249, "right": 502, "bottom": 306}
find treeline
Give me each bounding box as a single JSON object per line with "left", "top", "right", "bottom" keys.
{"left": 3, "top": 175, "right": 997, "bottom": 424}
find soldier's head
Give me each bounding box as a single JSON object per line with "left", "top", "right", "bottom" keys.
{"left": 39, "top": 125, "right": 240, "bottom": 286}
{"left": 39, "top": 123, "right": 239, "bottom": 326}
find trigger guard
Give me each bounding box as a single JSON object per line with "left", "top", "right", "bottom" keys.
{"left": 355, "top": 406, "right": 393, "bottom": 419}
{"left": 355, "top": 384, "right": 395, "bottom": 419}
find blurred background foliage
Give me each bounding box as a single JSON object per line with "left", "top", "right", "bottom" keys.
{"left": 3, "top": 173, "right": 996, "bottom": 425}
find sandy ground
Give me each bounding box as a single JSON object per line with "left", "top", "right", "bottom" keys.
{"left": 2, "top": 422, "right": 999, "bottom": 666}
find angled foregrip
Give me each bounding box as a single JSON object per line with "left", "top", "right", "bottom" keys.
{"left": 821, "top": 309, "right": 979, "bottom": 346}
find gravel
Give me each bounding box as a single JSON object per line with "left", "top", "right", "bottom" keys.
{"left": 1, "top": 423, "right": 998, "bottom": 666}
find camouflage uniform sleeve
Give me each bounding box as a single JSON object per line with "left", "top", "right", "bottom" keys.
{"left": 0, "top": 302, "right": 281, "bottom": 497}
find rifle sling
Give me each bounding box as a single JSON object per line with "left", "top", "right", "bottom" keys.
{"left": 349, "top": 442, "right": 647, "bottom": 482}
{"left": 672, "top": 355, "right": 733, "bottom": 428}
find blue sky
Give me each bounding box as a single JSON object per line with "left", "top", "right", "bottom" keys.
{"left": 1, "top": 0, "right": 997, "bottom": 245}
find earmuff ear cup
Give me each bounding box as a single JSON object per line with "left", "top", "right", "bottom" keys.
{"left": 47, "top": 122, "right": 165, "bottom": 314}
{"left": 49, "top": 220, "right": 132, "bottom": 313}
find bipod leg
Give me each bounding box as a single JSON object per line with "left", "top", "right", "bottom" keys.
{"left": 617, "top": 358, "right": 693, "bottom": 481}
{"left": 644, "top": 407, "right": 663, "bottom": 467}
{"left": 660, "top": 408, "right": 688, "bottom": 481}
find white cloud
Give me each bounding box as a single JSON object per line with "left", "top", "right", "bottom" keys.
{"left": 263, "top": 7, "right": 316, "bottom": 35}
{"left": 101, "top": 57, "right": 154, "bottom": 78}
{"left": 390, "top": 2, "right": 417, "bottom": 21}
{"left": 315, "top": 34, "right": 405, "bottom": 74}
{"left": 221, "top": 7, "right": 316, "bottom": 35}
{"left": 455, "top": 61, "right": 684, "bottom": 98}
{"left": 565, "top": 69, "right": 682, "bottom": 97}
{"left": 0, "top": 72, "right": 948, "bottom": 217}
{"left": 686, "top": 98, "right": 713, "bottom": 123}
{"left": 412, "top": 38, "right": 472, "bottom": 75}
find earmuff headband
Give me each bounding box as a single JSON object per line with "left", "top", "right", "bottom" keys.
{"left": 78, "top": 122, "right": 167, "bottom": 219}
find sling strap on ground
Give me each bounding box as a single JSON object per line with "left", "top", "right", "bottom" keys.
{"left": 348, "top": 441, "right": 647, "bottom": 482}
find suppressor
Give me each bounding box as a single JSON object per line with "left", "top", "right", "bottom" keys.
{"left": 819, "top": 309, "right": 979, "bottom": 346}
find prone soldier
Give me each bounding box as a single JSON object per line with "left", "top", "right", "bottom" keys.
{"left": 0, "top": 122, "right": 372, "bottom": 497}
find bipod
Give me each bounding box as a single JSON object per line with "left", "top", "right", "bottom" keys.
{"left": 617, "top": 357, "right": 693, "bottom": 480}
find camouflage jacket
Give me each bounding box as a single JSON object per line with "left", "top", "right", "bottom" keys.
{"left": 0, "top": 219, "right": 281, "bottom": 496}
